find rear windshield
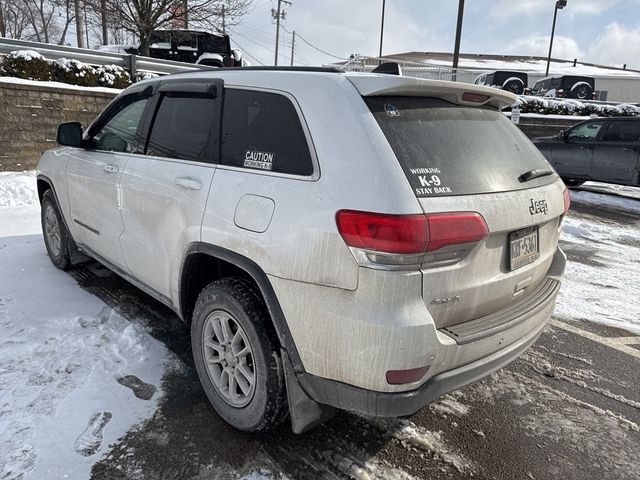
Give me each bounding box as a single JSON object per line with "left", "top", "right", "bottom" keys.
{"left": 365, "top": 96, "right": 554, "bottom": 197}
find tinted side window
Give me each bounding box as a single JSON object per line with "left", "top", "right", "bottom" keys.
{"left": 221, "top": 89, "right": 313, "bottom": 176}
{"left": 146, "top": 94, "right": 217, "bottom": 162}
{"left": 92, "top": 95, "right": 149, "bottom": 153}
{"left": 602, "top": 121, "right": 640, "bottom": 142}
{"left": 568, "top": 121, "right": 604, "bottom": 141}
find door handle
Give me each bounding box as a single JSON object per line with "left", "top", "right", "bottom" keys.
{"left": 623, "top": 147, "right": 637, "bottom": 152}
{"left": 175, "top": 177, "right": 202, "bottom": 191}
{"left": 103, "top": 164, "right": 118, "bottom": 174}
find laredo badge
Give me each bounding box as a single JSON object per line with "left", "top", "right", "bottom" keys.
{"left": 244, "top": 150, "right": 274, "bottom": 171}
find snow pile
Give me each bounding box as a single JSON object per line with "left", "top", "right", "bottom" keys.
{"left": 0, "top": 171, "right": 38, "bottom": 209}
{"left": 556, "top": 189, "right": 640, "bottom": 334}
{"left": 0, "top": 173, "right": 171, "bottom": 479}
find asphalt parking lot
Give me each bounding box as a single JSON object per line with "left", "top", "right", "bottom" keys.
{"left": 77, "top": 186, "right": 639, "bottom": 480}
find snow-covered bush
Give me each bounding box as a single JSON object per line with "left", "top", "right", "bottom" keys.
{"left": 51, "top": 58, "right": 98, "bottom": 87}
{"left": 1, "top": 50, "right": 51, "bottom": 81}
{"left": 134, "top": 71, "right": 160, "bottom": 82}
{"left": 509, "top": 95, "right": 639, "bottom": 118}
{"left": 95, "top": 65, "right": 131, "bottom": 89}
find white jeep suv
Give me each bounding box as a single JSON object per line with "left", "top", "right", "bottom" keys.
{"left": 37, "top": 66, "right": 568, "bottom": 433}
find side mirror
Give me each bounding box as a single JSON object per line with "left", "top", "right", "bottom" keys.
{"left": 56, "top": 122, "right": 83, "bottom": 147}
{"left": 557, "top": 130, "right": 567, "bottom": 141}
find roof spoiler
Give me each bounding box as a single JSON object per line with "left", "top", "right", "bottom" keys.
{"left": 371, "top": 62, "right": 403, "bottom": 76}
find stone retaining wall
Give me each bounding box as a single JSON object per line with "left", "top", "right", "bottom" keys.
{"left": 0, "top": 81, "right": 117, "bottom": 171}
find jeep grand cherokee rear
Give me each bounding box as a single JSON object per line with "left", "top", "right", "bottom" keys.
{"left": 38, "top": 69, "right": 566, "bottom": 434}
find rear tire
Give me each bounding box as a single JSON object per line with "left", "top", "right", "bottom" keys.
{"left": 191, "top": 278, "right": 288, "bottom": 431}
{"left": 570, "top": 84, "right": 592, "bottom": 100}
{"left": 41, "top": 189, "right": 72, "bottom": 270}
{"left": 503, "top": 79, "right": 525, "bottom": 95}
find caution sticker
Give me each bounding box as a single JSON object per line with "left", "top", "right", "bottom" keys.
{"left": 244, "top": 150, "right": 274, "bottom": 171}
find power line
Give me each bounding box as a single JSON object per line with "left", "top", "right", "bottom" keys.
{"left": 281, "top": 26, "right": 347, "bottom": 60}
{"left": 233, "top": 30, "right": 290, "bottom": 65}
{"left": 230, "top": 38, "right": 266, "bottom": 65}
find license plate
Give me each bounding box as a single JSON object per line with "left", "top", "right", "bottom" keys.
{"left": 509, "top": 226, "right": 540, "bottom": 270}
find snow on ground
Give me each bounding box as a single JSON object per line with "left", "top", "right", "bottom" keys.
{"left": 556, "top": 187, "right": 640, "bottom": 334}
{"left": 0, "top": 171, "right": 638, "bottom": 477}
{"left": 0, "top": 172, "right": 171, "bottom": 479}
{"left": 422, "top": 57, "right": 640, "bottom": 78}
{"left": 0, "top": 77, "right": 122, "bottom": 94}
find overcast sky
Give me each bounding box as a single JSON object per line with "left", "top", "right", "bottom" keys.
{"left": 228, "top": 0, "right": 640, "bottom": 70}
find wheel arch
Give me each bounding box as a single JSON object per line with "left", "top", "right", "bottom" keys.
{"left": 36, "top": 174, "right": 55, "bottom": 203}
{"left": 179, "top": 242, "right": 305, "bottom": 372}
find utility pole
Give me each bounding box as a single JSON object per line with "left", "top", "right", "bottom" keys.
{"left": 546, "top": 1, "right": 568, "bottom": 76}
{"left": 378, "top": 0, "right": 386, "bottom": 58}
{"left": 75, "top": 0, "right": 85, "bottom": 48}
{"left": 451, "top": 0, "right": 465, "bottom": 81}
{"left": 290, "top": 30, "right": 295, "bottom": 66}
{"left": 100, "top": 0, "right": 108, "bottom": 45}
{"left": 222, "top": 5, "right": 226, "bottom": 34}
{"left": 0, "top": 0, "right": 6, "bottom": 38}
{"left": 272, "top": 0, "right": 291, "bottom": 66}
{"left": 83, "top": 0, "right": 90, "bottom": 48}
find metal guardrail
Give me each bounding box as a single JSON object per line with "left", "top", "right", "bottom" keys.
{"left": 0, "top": 37, "right": 218, "bottom": 77}
{"left": 340, "top": 55, "right": 480, "bottom": 84}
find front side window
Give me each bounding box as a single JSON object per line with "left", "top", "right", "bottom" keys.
{"left": 602, "top": 121, "right": 640, "bottom": 142}
{"left": 220, "top": 89, "right": 313, "bottom": 176}
{"left": 92, "top": 95, "right": 149, "bottom": 153}
{"left": 567, "top": 121, "right": 604, "bottom": 141}
{"left": 146, "top": 94, "right": 217, "bottom": 162}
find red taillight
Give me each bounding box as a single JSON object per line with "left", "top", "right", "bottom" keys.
{"left": 426, "top": 213, "right": 489, "bottom": 252}
{"left": 386, "top": 366, "right": 430, "bottom": 385}
{"left": 563, "top": 188, "right": 571, "bottom": 214}
{"left": 461, "top": 92, "right": 490, "bottom": 103}
{"left": 336, "top": 210, "right": 489, "bottom": 254}
{"left": 335, "top": 210, "right": 428, "bottom": 254}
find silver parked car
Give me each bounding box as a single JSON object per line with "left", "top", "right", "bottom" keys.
{"left": 37, "top": 66, "right": 568, "bottom": 433}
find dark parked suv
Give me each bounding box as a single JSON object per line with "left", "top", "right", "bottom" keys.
{"left": 534, "top": 117, "right": 640, "bottom": 187}
{"left": 474, "top": 71, "right": 528, "bottom": 95}
{"left": 531, "top": 75, "right": 596, "bottom": 100}
{"left": 126, "top": 29, "right": 242, "bottom": 67}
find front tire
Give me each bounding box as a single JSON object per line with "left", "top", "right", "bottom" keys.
{"left": 191, "top": 278, "right": 288, "bottom": 431}
{"left": 41, "top": 189, "right": 72, "bottom": 270}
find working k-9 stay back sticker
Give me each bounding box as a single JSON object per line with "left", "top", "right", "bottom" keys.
{"left": 244, "top": 150, "right": 275, "bottom": 171}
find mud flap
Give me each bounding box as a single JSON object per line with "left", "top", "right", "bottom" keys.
{"left": 282, "top": 350, "right": 337, "bottom": 434}
{"left": 70, "top": 239, "right": 91, "bottom": 265}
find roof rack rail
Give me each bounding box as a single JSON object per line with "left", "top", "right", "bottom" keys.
{"left": 193, "top": 66, "right": 344, "bottom": 74}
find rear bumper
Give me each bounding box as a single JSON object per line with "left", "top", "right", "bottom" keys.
{"left": 296, "top": 248, "right": 566, "bottom": 417}
{"left": 297, "top": 312, "right": 547, "bottom": 417}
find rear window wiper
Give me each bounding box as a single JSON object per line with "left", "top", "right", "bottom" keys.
{"left": 519, "top": 169, "right": 554, "bottom": 183}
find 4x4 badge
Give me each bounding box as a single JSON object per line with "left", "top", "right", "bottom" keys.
{"left": 529, "top": 198, "right": 548, "bottom": 215}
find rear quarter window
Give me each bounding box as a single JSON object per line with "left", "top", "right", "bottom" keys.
{"left": 365, "top": 96, "right": 554, "bottom": 197}
{"left": 220, "top": 89, "right": 314, "bottom": 176}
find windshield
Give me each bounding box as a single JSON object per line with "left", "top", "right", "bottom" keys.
{"left": 365, "top": 96, "right": 555, "bottom": 197}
